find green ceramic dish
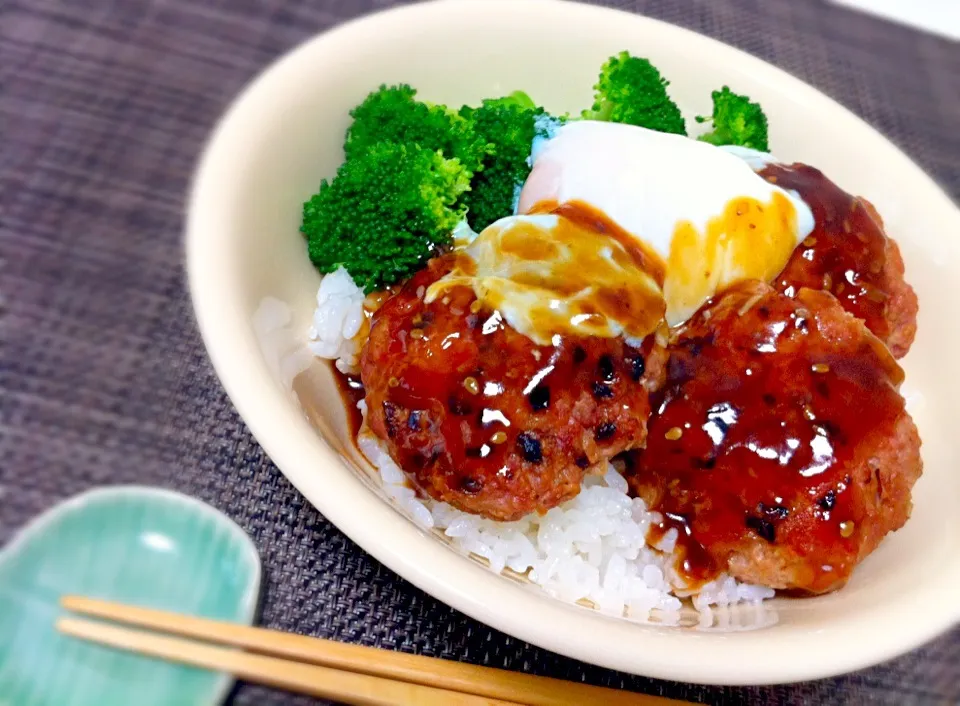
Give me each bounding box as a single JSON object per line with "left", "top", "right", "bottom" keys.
{"left": 0, "top": 486, "right": 261, "bottom": 706}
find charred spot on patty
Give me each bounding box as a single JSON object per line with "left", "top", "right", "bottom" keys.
{"left": 528, "top": 384, "right": 550, "bottom": 411}
{"left": 448, "top": 395, "right": 473, "bottom": 416}
{"left": 460, "top": 476, "right": 483, "bottom": 493}
{"left": 758, "top": 502, "right": 790, "bottom": 520}
{"left": 595, "top": 422, "right": 617, "bottom": 441}
{"left": 691, "top": 456, "right": 716, "bottom": 470}
{"left": 382, "top": 400, "right": 401, "bottom": 438}
{"left": 516, "top": 432, "right": 543, "bottom": 464}
{"left": 597, "top": 355, "right": 616, "bottom": 383}
{"left": 592, "top": 382, "right": 614, "bottom": 400}
{"left": 818, "top": 489, "right": 837, "bottom": 511}
{"left": 746, "top": 515, "right": 777, "bottom": 543}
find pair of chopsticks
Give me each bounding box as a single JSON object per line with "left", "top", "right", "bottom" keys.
{"left": 58, "top": 596, "right": 686, "bottom": 705}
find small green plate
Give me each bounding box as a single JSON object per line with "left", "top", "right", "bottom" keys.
{"left": 0, "top": 486, "right": 262, "bottom": 706}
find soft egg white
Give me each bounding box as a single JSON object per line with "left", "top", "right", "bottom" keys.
{"left": 429, "top": 121, "right": 817, "bottom": 346}
{"left": 426, "top": 214, "right": 665, "bottom": 346}
{"left": 518, "top": 120, "right": 815, "bottom": 324}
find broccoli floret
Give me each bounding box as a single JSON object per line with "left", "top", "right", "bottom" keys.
{"left": 581, "top": 52, "right": 686, "bottom": 135}
{"left": 459, "top": 93, "right": 546, "bottom": 230}
{"left": 695, "top": 86, "right": 769, "bottom": 152}
{"left": 301, "top": 142, "right": 470, "bottom": 292}
{"left": 344, "top": 84, "right": 489, "bottom": 174}
{"left": 488, "top": 90, "right": 538, "bottom": 111}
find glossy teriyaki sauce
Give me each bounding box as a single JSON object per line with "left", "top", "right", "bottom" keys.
{"left": 357, "top": 256, "right": 665, "bottom": 521}
{"left": 761, "top": 163, "right": 893, "bottom": 342}
{"left": 629, "top": 281, "right": 906, "bottom": 593}
{"left": 334, "top": 371, "right": 365, "bottom": 439}
{"left": 426, "top": 202, "right": 667, "bottom": 346}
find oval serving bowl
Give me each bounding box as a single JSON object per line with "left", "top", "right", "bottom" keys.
{"left": 186, "top": 0, "right": 960, "bottom": 686}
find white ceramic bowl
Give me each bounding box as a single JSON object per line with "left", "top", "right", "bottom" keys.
{"left": 186, "top": 0, "right": 960, "bottom": 685}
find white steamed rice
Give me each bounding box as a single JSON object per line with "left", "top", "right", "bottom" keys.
{"left": 308, "top": 267, "right": 774, "bottom": 620}
{"left": 307, "top": 267, "right": 367, "bottom": 374}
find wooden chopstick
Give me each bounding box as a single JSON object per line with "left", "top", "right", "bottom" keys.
{"left": 58, "top": 617, "right": 512, "bottom": 706}
{"left": 60, "top": 596, "right": 684, "bottom": 706}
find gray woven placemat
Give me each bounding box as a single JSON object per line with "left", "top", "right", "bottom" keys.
{"left": 2, "top": 0, "right": 958, "bottom": 704}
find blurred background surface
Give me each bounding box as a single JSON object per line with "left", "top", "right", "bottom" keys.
{"left": 3, "top": 1, "right": 958, "bottom": 704}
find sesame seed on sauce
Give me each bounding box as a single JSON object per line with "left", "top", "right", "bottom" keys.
{"left": 664, "top": 426, "right": 683, "bottom": 441}
{"left": 462, "top": 377, "right": 480, "bottom": 395}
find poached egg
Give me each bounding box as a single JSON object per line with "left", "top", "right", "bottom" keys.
{"left": 428, "top": 120, "right": 815, "bottom": 345}
{"left": 426, "top": 214, "right": 665, "bottom": 346}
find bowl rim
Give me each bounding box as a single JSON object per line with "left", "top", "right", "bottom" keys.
{"left": 186, "top": 0, "right": 960, "bottom": 686}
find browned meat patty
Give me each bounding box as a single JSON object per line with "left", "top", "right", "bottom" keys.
{"left": 626, "top": 281, "right": 922, "bottom": 594}
{"left": 760, "top": 163, "right": 918, "bottom": 358}
{"left": 360, "top": 256, "right": 667, "bottom": 522}
{"left": 862, "top": 203, "right": 918, "bottom": 359}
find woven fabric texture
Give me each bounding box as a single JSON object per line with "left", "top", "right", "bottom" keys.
{"left": 3, "top": 0, "right": 958, "bottom": 704}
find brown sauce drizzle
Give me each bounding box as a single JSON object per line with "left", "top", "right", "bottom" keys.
{"left": 373, "top": 267, "right": 655, "bottom": 479}
{"left": 334, "top": 370, "right": 365, "bottom": 439}
{"left": 427, "top": 203, "right": 667, "bottom": 346}
{"left": 648, "top": 512, "right": 720, "bottom": 587}
{"left": 761, "top": 163, "right": 892, "bottom": 341}
{"left": 353, "top": 253, "right": 664, "bottom": 521}
{"left": 529, "top": 199, "right": 667, "bottom": 287}
{"left": 631, "top": 283, "right": 905, "bottom": 593}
